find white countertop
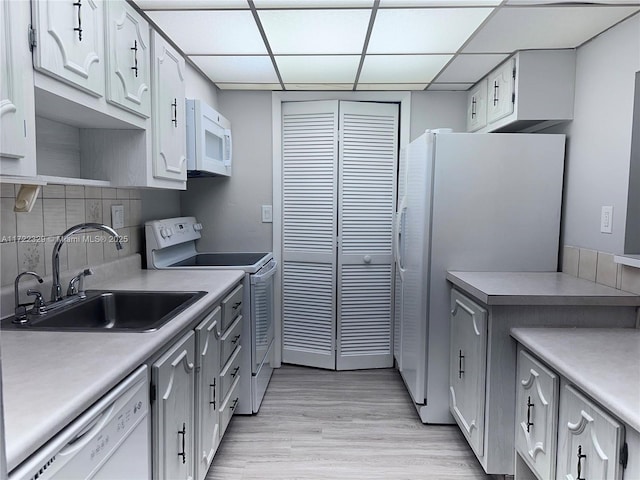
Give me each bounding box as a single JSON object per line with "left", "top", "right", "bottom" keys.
{"left": 510, "top": 327, "right": 640, "bottom": 433}
{"left": 1, "top": 268, "right": 244, "bottom": 472}
{"left": 447, "top": 271, "right": 640, "bottom": 306}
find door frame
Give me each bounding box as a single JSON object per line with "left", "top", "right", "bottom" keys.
{"left": 271, "top": 91, "right": 412, "bottom": 368}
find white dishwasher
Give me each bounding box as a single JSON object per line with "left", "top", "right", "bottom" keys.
{"left": 9, "top": 366, "right": 150, "bottom": 480}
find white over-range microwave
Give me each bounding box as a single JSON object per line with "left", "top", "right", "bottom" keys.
{"left": 186, "top": 99, "right": 232, "bottom": 177}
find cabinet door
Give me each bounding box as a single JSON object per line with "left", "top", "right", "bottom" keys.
{"left": 487, "top": 58, "right": 515, "bottom": 124}
{"left": 466, "top": 78, "right": 487, "bottom": 132}
{"left": 32, "top": 0, "right": 105, "bottom": 97}
{"left": 556, "top": 384, "right": 623, "bottom": 480}
{"left": 1, "top": 0, "right": 36, "bottom": 175}
{"left": 105, "top": 0, "right": 151, "bottom": 117}
{"left": 449, "top": 290, "right": 487, "bottom": 457}
{"left": 195, "top": 307, "right": 221, "bottom": 480}
{"left": 152, "top": 331, "right": 196, "bottom": 480}
{"left": 151, "top": 32, "right": 186, "bottom": 181}
{"left": 515, "top": 349, "right": 559, "bottom": 480}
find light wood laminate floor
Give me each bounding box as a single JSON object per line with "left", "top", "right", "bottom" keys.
{"left": 207, "top": 365, "right": 490, "bottom": 479}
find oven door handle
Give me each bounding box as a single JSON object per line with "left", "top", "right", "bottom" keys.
{"left": 251, "top": 260, "right": 278, "bottom": 284}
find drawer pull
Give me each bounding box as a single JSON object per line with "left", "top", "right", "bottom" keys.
{"left": 178, "top": 422, "right": 186, "bottom": 464}
{"left": 232, "top": 334, "right": 241, "bottom": 345}
{"left": 230, "top": 398, "right": 239, "bottom": 411}
{"left": 458, "top": 350, "right": 464, "bottom": 378}
{"left": 230, "top": 366, "right": 240, "bottom": 378}
{"left": 209, "top": 380, "right": 216, "bottom": 409}
{"left": 233, "top": 301, "right": 242, "bottom": 310}
{"left": 576, "top": 445, "right": 586, "bottom": 480}
{"left": 526, "top": 396, "right": 534, "bottom": 432}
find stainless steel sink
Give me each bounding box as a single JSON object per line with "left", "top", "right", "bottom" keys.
{"left": 2, "top": 290, "right": 206, "bottom": 332}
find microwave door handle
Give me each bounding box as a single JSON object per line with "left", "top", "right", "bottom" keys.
{"left": 251, "top": 260, "right": 278, "bottom": 284}
{"left": 224, "top": 129, "right": 232, "bottom": 167}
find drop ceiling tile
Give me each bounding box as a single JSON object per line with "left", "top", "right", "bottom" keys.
{"left": 147, "top": 11, "right": 266, "bottom": 54}
{"left": 368, "top": 8, "right": 494, "bottom": 54}
{"left": 190, "top": 56, "right": 279, "bottom": 83}
{"left": 136, "top": 0, "right": 248, "bottom": 9}
{"left": 255, "top": 0, "right": 373, "bottom": 7}
{"left": 284, "top": 84, "right": 354, "bottom": 90}
{"left": 216, "top": 83, "right": 283, "bottom": 90}
{"left": 463, "top": 6, "right": 640, "bottom": 52}
{"left": 507, "top": 0, "right": 640, "bottom": 4}
{"left": 360, "top": 55, "right": 452, "bottom": 83}
{"left": 379, "top": 0, "right": 500, "bottom": 5}
{"left": 427, "top": 83, "right": 474, "bottom": 90}
{"left": 276, "top": 55, "right": 361, "bottom": 83}
{"left": 258, "top": 9, "right": 371, "bottom": 54}
{"left": 436, "top": 54, "right": 508, "bottom": 83}
{"left": 356, "top": 83, "right": 429, "bottom": 90}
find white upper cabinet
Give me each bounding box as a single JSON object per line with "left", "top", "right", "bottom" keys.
{"left": 151, "top": 31, "right": 186, "bottom": 182}
{"left": 105, "top": 1, "right": 151, "bottom": 118}
{"left": 466, "top": 78, "right": 488, "bottom": 132}
{"left": 1, "top": 0, "right": 36, "bottom": 176}
{"left": 486, "top": 58, "right": 516, "bottom": 125}
{"left": 32, "top": 0, "right": 105, "bottom": 97}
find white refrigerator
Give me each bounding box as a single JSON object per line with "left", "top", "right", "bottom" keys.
{"left": 394, "top": 130, "right": 565, "bottom": 423}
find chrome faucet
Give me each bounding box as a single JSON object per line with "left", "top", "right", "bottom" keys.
{"left": 14, "top": 271, "right": 44, "bottom": 323}
{"left": 51, "top": 223, "right": 123, "bottom": 302}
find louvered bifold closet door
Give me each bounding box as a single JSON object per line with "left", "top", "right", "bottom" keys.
{"left": 337, "top": 101, "right": 398, "bottom": 370}
{"left": 281, "top": 100, "right": 338, "bottom": 370}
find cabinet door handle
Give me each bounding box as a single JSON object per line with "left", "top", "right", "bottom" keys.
{"left": 576, "top": 445, "right": 586, "bottom": 480}
{"left": 73, "top": 0, "right": 83, "bottom": 41}
{"left": 178, "top": 422, "right": 186, "bottom": 464}
{"left": 458, "top": 350, "right": 464, "bottom": 378}
{"left": 230, "top": 398, "right": 239, "bottom": 411}
{"left": 526, "top": 396, "right": 534, "bottom": 432}
{"left": 471, "top": 97, "right": 477, "bottom": 119}
{"left": 171, "top": 98, "right": 178, "bottom": 127}
{"left": 209, "top": 380, "right": 216, "bottom": 408}
{"left": 232, "top": 334, "right": 241, "bottom": 345}
{"left": 493, "top": 81, "right": 499, "bottom": 106}
{"left": 231, "top": 366, "right": 240, "bottom": 378}
{"left": 131, "top": 40, "right": 138, "bottom": 77}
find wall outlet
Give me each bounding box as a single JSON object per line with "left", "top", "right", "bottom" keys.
{"left": 600, "top": 205, "right": 613, "bottom": 234}
{"left": 261, "top": 205, "right": 273, "bottom": 223}
{"left": 111, "top": 205, "right": 125, "bottom": 229}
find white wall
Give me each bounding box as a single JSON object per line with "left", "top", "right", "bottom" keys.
{"left": 180, "top": 91, "right": 274, "bottom": 252}
{"left": 409, "top": 91, "right": 468, "bottom": 139}
{"left": 551, "top": 14, "right": 640, "bottom": 253}
{"left": 185, "top": 63, "right": 219, "bottom": 109}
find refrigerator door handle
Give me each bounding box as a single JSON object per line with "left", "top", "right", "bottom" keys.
{"left": 395, "top": 196, "right": 407, "bottom": 281}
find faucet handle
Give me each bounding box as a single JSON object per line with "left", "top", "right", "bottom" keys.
{"left": 27, "top": 290, "right": 46, "bottom": 315}
{"left": 67, "top": 268, "right": 93, "bottom": 297}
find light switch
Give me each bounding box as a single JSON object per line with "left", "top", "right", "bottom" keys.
{"left": 111, "top": 205, "right": 125, "bottom": 229}
{"left": 262, "top": 205, "right": 273, "bottom": 223}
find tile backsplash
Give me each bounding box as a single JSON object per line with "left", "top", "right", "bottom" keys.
{"left": 562, "top": 245, "right": 640, "bottom": 295}
{"left": 0, "top": 184, "right": 142, "bottom": 287}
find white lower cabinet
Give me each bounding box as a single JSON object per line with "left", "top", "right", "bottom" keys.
{"left": 195, "top": 307, "right": 222, "bottom": 480}
{"left": 449, "top": 290, "right": 488, "bottom": 457}
{"left": 515, "top": 348, "right": 559, "bottom": 480}
{"left": 152, "top": 331, "right": 196, "bottom": 480}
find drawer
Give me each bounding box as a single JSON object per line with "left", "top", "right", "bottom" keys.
{"left": 219, "top": 374, "right": 240, "bottom": 438}
{"left": 221, "top": 315, "right": 242, "bottom": 367}
{"left": 515, "top": 348, "right": 559, "bottom": 480}
{"left": 219, "top": 345, "right": 242, "bottom": 403}
{"left": 221, "top": 284, "right": 243, "bottom": 331}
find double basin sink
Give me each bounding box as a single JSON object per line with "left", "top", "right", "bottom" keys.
{"left": 2, "top": 290, "right": 206, "bottom": 332}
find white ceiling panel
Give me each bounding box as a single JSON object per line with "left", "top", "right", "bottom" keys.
{"left": 136, "top": 0, "right": 249, "bottom": 9}
{"left": 191, "top": 56, "right": 279, "bottom": 83}
{"left": 507, "top": 0, "right": 640, "bottom": 4}
{"left": 258, "top": 9, "right": 371, "bottom": 54}
{"left": 360, "top": 55, "right": 452, "bottom": 83}
{"left": 368, "top": 8, "right": 494, "bottom": 54}
{"left": 464, "top": 6, "right": 640, "bottom": 52}
{"left": 379, "top": 0, "right": 500, "bottom": 5}
{"left": 255, "top": 0, "right": 374, "bottom": 7}
{"left": 147, "top": 10, "right": 266, "bottom": 54}
{"left": 284, "top": 84, "right": 354, "bottom": 90}
{"left": 276, "top": 55, "right": 361, "bottom": 83}
{"left": 216, "top": 83, "right": 283, "bottom": 90}
{"left": 356, "top": 83, "right": 429, "bottom": 90}
{"left": 436, "top": 53, "right": 508, "bottom": 82}
{"left": 427, "top": 83, "right": 473, "bottom": 90}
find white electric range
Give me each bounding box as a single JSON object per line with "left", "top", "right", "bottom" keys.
{"left": 145, "top": 217, "right": 276, "bottom": 414}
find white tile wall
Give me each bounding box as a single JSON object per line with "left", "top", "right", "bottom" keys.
{"left": 0, "top": 185, "right": 144, "bottom": 287}
{"left": 577, "top": 248, "right": 598, "bottom": 282}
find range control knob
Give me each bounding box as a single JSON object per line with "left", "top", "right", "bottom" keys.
{"left": 167, "top": 228, "right": 174, "bottom": 237}
{"left": 159, "top": 227, "right": 168, "bottom": 239}
{"left": 195, "top": 223, "right": 203, "bottom": 231}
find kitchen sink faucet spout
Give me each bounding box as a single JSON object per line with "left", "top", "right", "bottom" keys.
{"left": 51, "top": 223, "right": 123, "bottom": 302}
